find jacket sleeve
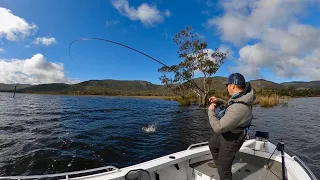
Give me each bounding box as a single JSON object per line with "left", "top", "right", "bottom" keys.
{"left": 208, "top": 103, "right": 248, "bottom": 134}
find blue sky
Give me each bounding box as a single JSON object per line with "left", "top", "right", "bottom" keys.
{"left": 0, "top": 0, "right": 319, "bottom": 84}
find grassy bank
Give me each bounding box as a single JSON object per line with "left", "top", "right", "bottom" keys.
{"left": 255, "top": 95, "right": 289, "bottom": 108}
{"left": 130, "top": 94, "right": 291, "bottom": 108}
{"left": 166, "top": 94, "right": 290, "bottom": 108}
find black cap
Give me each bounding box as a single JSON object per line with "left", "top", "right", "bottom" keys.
{"left": 227, "top": 73, "right": 246, "bottom": 86}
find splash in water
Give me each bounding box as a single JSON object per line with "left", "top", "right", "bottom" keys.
{"left": 142, "top": 124, "right": 156, "bottom": 133}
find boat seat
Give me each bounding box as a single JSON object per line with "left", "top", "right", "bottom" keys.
{"left": 255, "top": 131, "right": 269, "bottom": 141}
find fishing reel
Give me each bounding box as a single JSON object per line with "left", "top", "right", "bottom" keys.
{"left": 211, "top": 101, "right": 225, "bottom": 110}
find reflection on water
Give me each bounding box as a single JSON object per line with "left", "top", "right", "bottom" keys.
{"left": 0, "top": 93, "right": 319, "bottom": 177}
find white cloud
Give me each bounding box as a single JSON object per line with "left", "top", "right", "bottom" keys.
{"left": 0, "top": 48, "right": 4, "bottom": 53}
{"left": 111, "top": 0, "right": 170, "bottom": 26}
{"left": 208, "top": 0, "right": 320, "bottom": 80}
{"left": 0, "top": 7, "right": 37, "bottom": 41}
{"left": 0, "top": 53, "right": 77, "bottom": 84}
{"left": 218, "top": 45, "right": 233, "bottom": 59}
{"left": 204, "top": 48, "right": 229, "bottom": 62}
{"left": 207, "top": 14, "right": 246, "bottom": 45}
{"left": 34, "top": 37, "right": 57, "bottom": 46}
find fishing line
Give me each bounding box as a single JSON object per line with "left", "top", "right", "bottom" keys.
{"left": 68, "top": 37, "right": 205, "bottom": 94}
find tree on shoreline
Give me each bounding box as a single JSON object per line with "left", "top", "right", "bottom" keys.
{"left": 159, "top": 26, "right": 227, "bottom": 106}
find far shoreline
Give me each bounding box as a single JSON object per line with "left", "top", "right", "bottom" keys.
{"left": 0, "top": 92, "right": 178, "bottom": 100}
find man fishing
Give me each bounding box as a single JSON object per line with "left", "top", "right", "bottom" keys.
{"left": 207, "top": 73, "right": 255, "bottom": 180}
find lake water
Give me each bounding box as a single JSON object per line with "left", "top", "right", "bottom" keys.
{"left": 0, "top": 92, "right": 319, "bottom": 178}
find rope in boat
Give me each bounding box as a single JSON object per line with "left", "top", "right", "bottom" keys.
{"left": 264, "top": 147, "right": 281, "bottom": 179}
{"left": 68, "top": 37, "right": 205, "bottom": 94}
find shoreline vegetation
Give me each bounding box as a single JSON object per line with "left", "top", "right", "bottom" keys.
{"left": 164, "top": 94, "right": 291, "bottom": 108}
{"left": 254, "top": 95, "right": 290, "bottom": 108}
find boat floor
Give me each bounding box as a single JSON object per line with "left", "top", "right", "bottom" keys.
{"left": 190, "top": 157, "right": 281, "bottom": 180}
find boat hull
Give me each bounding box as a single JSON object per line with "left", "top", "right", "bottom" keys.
{"left": 0, "top": 139, "right": 316, "bottom": 180}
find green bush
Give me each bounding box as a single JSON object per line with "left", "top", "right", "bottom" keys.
{"left": 255, "top": 95, "right": 289, "bottom": 108}
{"left": 177, "top": 97, "right": 191, "bottom": 106}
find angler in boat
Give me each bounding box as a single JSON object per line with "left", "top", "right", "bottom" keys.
{"left": 208, "top": 73, "right": 255, "bottom": 180}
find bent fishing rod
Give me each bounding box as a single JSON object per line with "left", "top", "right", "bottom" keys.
{"left": 68, "top": 37, "right": 205, "bottom": 94}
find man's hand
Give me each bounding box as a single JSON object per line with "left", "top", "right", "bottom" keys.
{"left": 209, "top": 96, "right": 217, "bottom": 104}
{"left": 208, "top": 103, "right": 216, "bottom": 110}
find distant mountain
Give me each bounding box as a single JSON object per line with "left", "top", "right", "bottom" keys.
{"left": 194, "top": 77, "right": 284, "bottom": 92}
{"left": 66, "top": 79, "right": 172, "bottom": 96}
{"left": 14, "top": 80, "right": 174, "bottom": 96}
{"left": 0, "top": 83, "right": 32, "bottom": 91}
{"left": 70, "top": 79, "right": 160, "bottom": 91}
{"left": 281, "top": 81, "right": 320, "bottom": 90}
{"left": 193, "top": 76, "right": 228, "bottom": 93}
{"left": 249, "top": 79, "right": 283, "bottom": 91}
{"left": 0, "top": 77, "right": 319, "bottom": 96}
{"left": 20, "top": 83, "right": 69, "bottom": 92}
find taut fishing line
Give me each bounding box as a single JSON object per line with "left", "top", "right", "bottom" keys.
{"left": 68, "top": 37, "right": 205, "bottom": 94}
